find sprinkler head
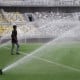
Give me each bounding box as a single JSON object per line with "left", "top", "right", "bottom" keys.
{"left": 0, "top": 69, "right": 3, "bottom": 75}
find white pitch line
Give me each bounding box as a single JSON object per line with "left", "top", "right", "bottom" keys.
{"left": 3, "top": 46, "right": 80, "bottom": 72}
{"left": 34, "top": 56, "right": 80, "bottom": 72}
{"left": 0, "top": 41, "right": 10, "bottom": 48}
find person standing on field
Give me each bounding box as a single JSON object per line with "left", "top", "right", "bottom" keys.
{"left": 11, "top": 25, "right": 20, "bottom": 55}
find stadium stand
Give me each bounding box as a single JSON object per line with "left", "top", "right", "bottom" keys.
{"left": 0, "top": 6, "right": 80, "bottom": 43}
{"left": 2, "top": 11, "right": 26, "bottom": 23}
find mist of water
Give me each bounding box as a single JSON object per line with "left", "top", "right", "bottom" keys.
{"left": 2, "top": 25, "right": 79, "bottom": 72}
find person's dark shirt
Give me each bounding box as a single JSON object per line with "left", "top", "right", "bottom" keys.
{"left": 11, "top": 30, "right": 17, "bottom": 43}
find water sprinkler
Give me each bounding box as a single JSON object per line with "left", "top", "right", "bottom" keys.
{"left": 0, "top": 69, "right": 3, "bottom": 75}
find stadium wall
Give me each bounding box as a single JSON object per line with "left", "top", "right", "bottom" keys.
{"left": 0, "top": 7, "right": 80, "bottom": 13}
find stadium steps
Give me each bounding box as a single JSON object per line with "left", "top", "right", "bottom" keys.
{"left": 2, "top": 11, "right": 26, "bottom": 23}
{"left": 0, "top": 26, "right": 12, "bottom": 36}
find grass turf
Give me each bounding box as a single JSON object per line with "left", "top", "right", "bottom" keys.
{"left": 0, "top": 43, "right": 42, "bottom": 68}
{"left": 0, "top": 42, "right": 80, "bottom": 80}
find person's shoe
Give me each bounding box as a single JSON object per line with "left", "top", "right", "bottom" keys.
{"left": 11, "top": 53, "right": 14, "bottom": 55}
{"left": 16, "top": 52, "right": 20, "bottom": 55}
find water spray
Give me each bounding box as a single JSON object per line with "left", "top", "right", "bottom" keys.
{"left": 2, "top": 25, "right": 79, "bottom": 73}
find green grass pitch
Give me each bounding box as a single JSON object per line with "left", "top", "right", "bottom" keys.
{"left": 0, "top": 42, "right": 80, "bottom": 80}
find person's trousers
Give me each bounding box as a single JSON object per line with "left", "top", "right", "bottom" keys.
{"left": 11, "top": 42, "right": 19, "bottom": 54}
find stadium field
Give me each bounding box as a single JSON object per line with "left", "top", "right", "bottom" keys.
{"left": 0, "top": 42, "right": 80, "bottom": 80}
